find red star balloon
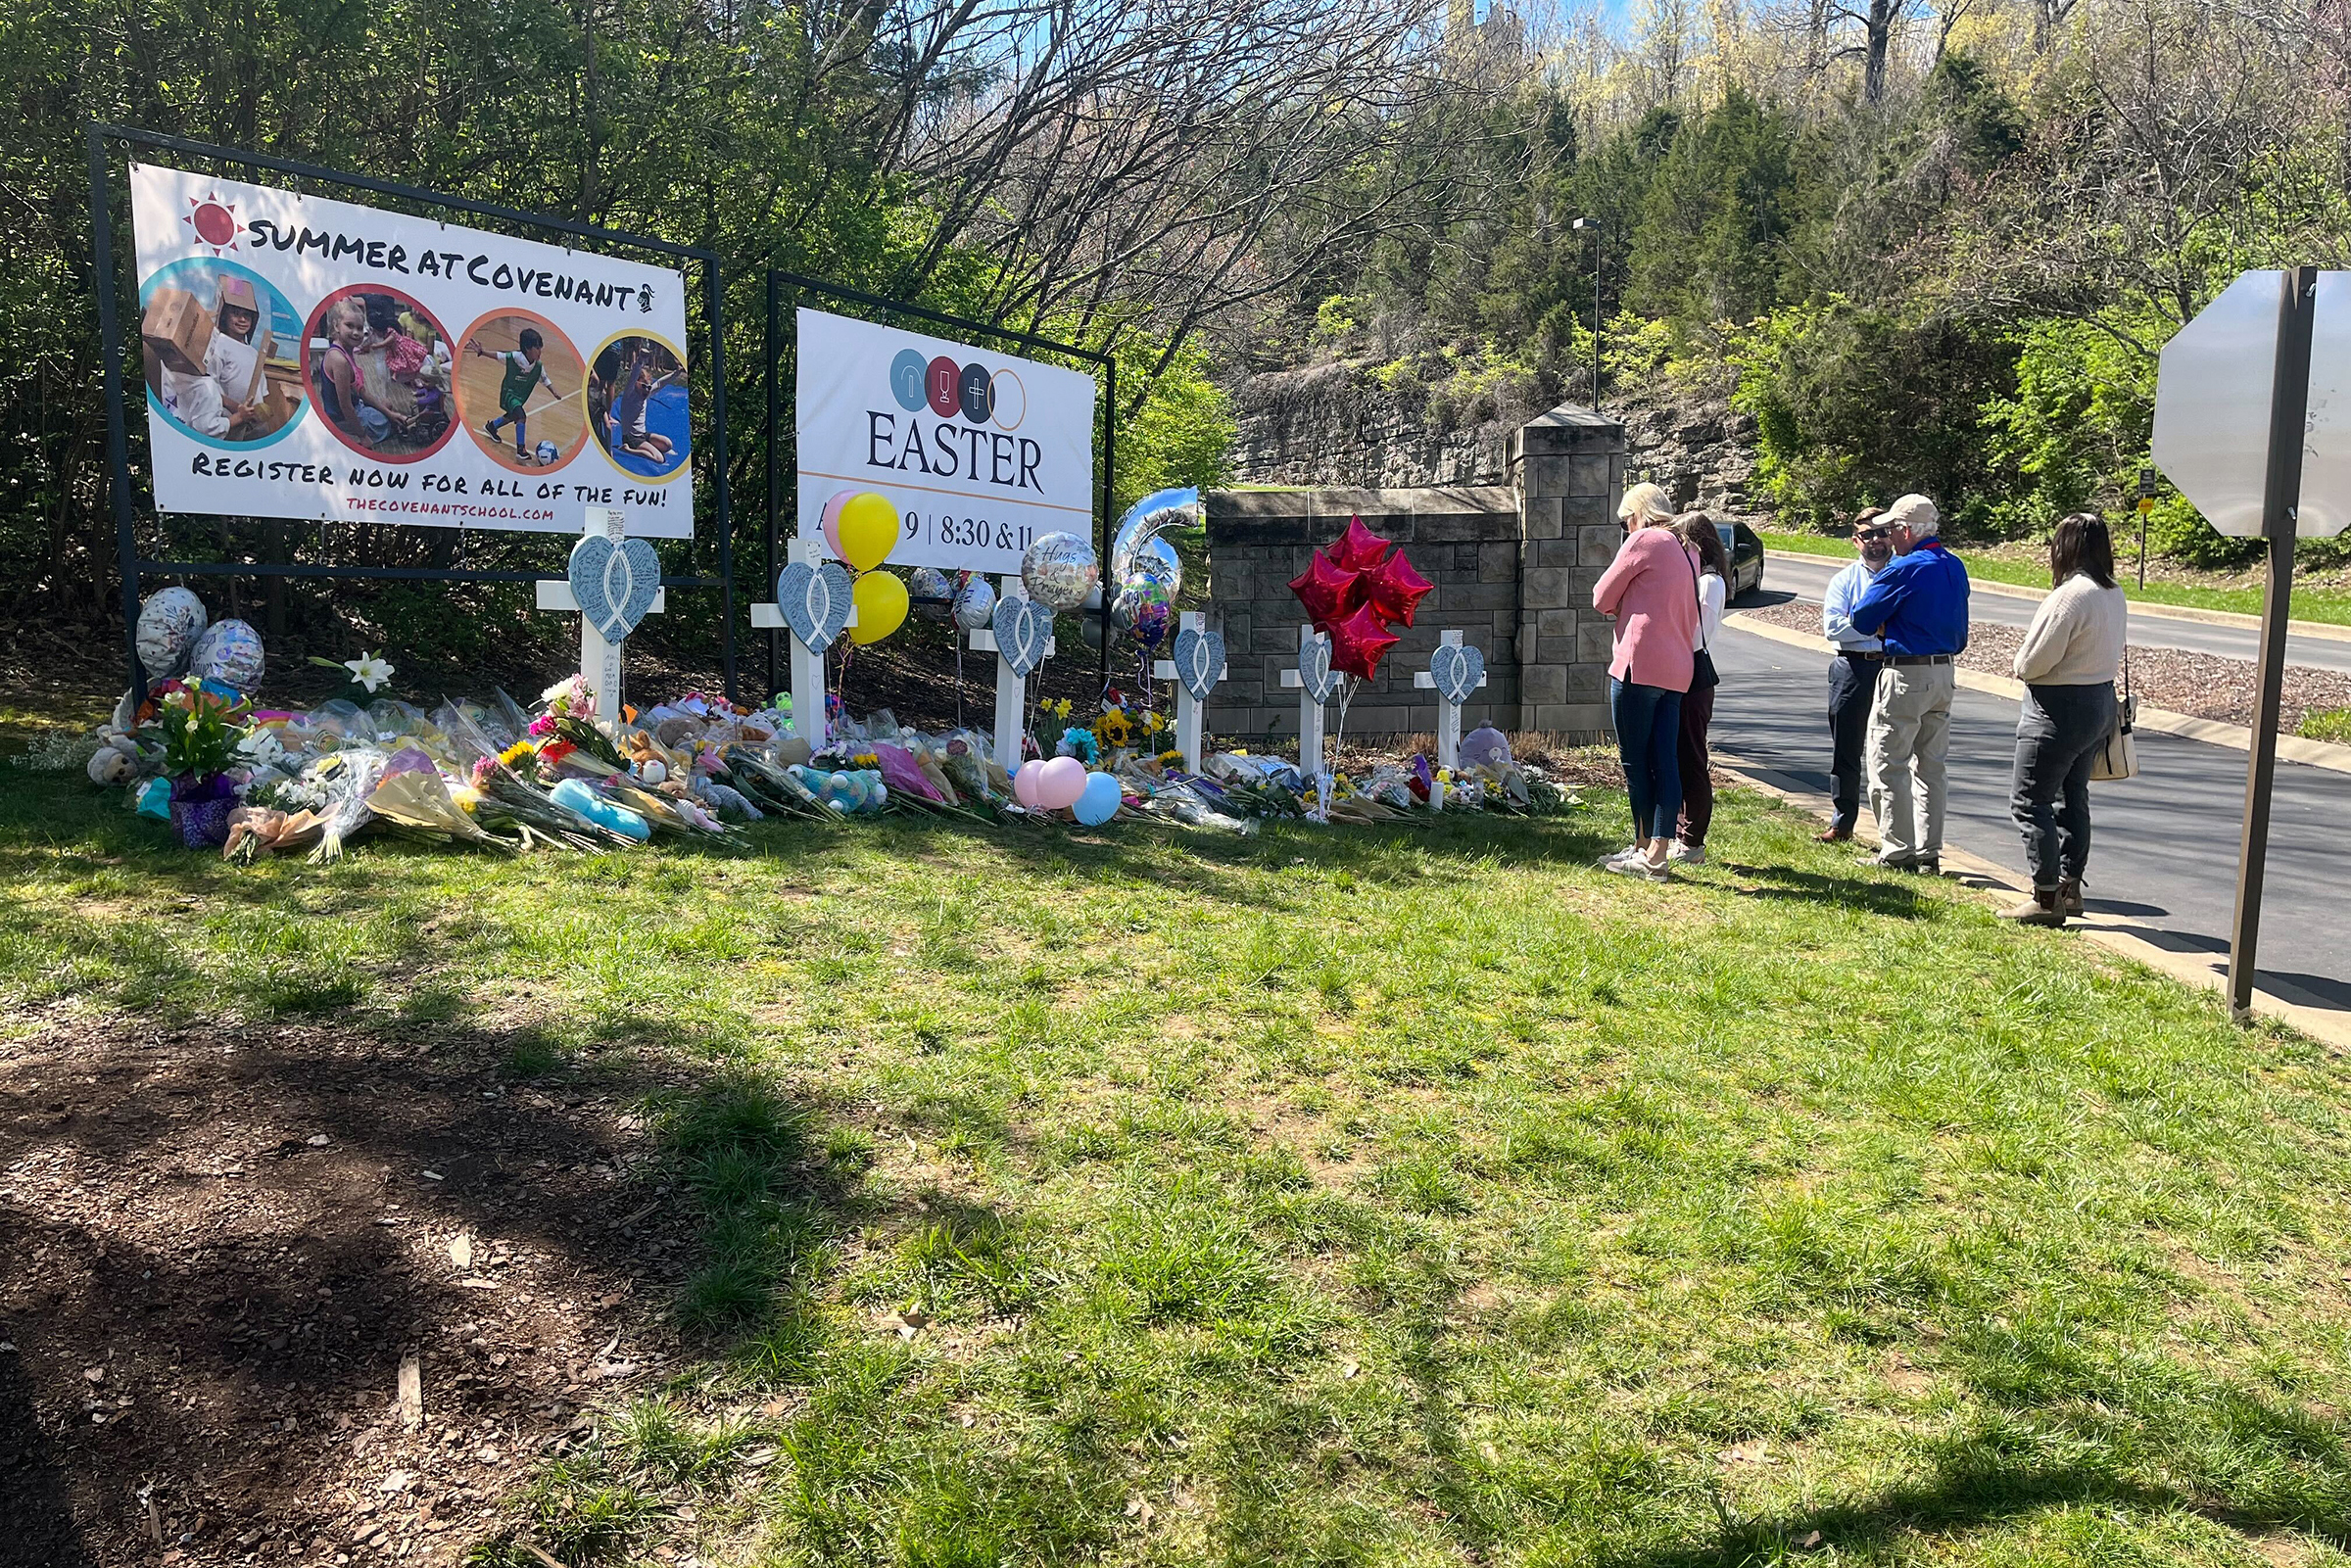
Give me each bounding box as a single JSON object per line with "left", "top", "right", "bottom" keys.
{"left": 1287, "top": 549, "right": 1364, "bottom": 627}
{"left": 1362, "top": 547, "right": 1433, "bottom": 629}
{"left": 1327, "top": 601, "right": 1401, "bottom": 681}
{"left": 1329, "top": 515, "right": 1393, "bottom": 573}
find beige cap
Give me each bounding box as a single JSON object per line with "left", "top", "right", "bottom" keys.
{"left": 1884, "top": 493, "right": 1939, "bottom": 533}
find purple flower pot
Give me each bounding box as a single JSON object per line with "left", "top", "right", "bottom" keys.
{"left": 168, "top": 772, "right": 237, "bottom": 850}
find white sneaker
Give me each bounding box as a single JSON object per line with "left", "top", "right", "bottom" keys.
{"left": 1598, "top": 844, "right": 1644, "bottom": 868}
{"left": 1604, "top": 854, "right": 1670, "bottom": 881}
{"left": 1667, "top": 841, "right": 1705, "bottom": 864}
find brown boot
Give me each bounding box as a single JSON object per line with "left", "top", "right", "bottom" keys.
{"left": 2059, "top": 877, "right": 2084, "bottom": 917}
{"left": 1997, "top": 885, "right": 2065, "bottom": 927}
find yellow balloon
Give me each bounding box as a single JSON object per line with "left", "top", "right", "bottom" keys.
{"left": 848, "top": 570, "right": 909, "bottom": 644}
{"left": 836, "top": 493, "right": 899, "bottom": 574}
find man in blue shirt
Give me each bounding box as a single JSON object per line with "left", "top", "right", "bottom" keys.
{"left": 1817, "top": 507, "right": 1893, "bottom": 840}
{"left": 1847, "top": 494, "right": 1970, "bottom": 871}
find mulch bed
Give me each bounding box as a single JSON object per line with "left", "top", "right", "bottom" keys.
{"left": 0, "top": 1019, "right": 690, "bottom": 1568}
{"left": 1739, "top": 600, "right": 2351, "bottom": 734}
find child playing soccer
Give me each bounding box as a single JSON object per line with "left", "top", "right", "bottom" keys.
{"left": 468, "top": 327, "right": 562, "bottom": 462}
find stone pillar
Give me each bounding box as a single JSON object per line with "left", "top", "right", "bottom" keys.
{"left": 1512, "top": 404, "right": 1624, "bottom": 736}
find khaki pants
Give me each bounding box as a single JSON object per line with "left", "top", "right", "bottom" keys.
{"left": 1865, "top": 663, "right": 1953, "bottom": 864}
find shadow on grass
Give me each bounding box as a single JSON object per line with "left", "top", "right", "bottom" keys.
{"left": 1712, "top": 859, "right": 1938, "bottom": 921}
{"left": 0, "top": 1007, "right": 867, "bottom": 1566}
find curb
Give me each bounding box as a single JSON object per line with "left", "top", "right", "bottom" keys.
{"left": 1709, "top": 747, "right": 2351, "bottom": 1052}
{"left": 1762, "top": 549, "right": 2351, "bottom": 643}
{"left": 1721, "top": 612, "right": 2351, "bottom": 778}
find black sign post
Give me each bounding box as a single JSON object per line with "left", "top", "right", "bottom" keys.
{"left": 2225, "top": 266, "right": 2316, "bottom": 1021}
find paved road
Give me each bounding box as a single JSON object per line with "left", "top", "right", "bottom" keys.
{"left": 1763, "top": 551, "right": 2351, "bottom": 673}
{"left": 1709, "top": 611, "right": 2349, "bottom": 1002}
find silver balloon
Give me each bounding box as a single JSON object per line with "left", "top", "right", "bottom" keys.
{"left": 189, "top": 618, "right": 265, "bottom": 692}
{"left": 1130, "top": 535, "right": 1182, "bottom": 598}
{"left": 1021, "top": 532, "right": 1099, "bottom": 611}
{"left": 134, "top": 587, "right": 209, "bottom": 678}
{"left": 952, "top": 576, "right": 997, "bottom": 630}
{"left": 908, "top": 566, "right": 954, "bottom": 620}
{"left": 1109, "top": 487, "right": 1197, "bottom": 594}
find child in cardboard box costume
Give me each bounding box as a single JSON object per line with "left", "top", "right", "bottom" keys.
{"left": 147, "top": 274, "right": 274, "bottom": 441}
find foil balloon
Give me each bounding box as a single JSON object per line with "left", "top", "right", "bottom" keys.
{"left": 1287, "top": 550, "right": 1364, "bottom": 628}
{"left": 1329, "top": 515, "right": 1393, "bottom": 573}
{"left": 1363, "top": 547, "right": 1434, "bottom": 629}
{"left": 189, "top": 618, "right": 265, "bottom": 692}
{"left": 134, "top": 587, "right": 210, "bottom": 679}
{"left": 951, "top": 575, "right": 997, "bottom": 630}
{"left": 1129, "top": 534, "right": 1182, "bottom": 599}
{"left": 1326, "top": 601, "right": 1400, "bottom": 682}
{"left": 1022, "top": 532, "right": 1099, "bottom": 611}
{"left": 1109, "top": 487, "right": 1196, "bottom": 588}
{"left": 1110, "top": 570, "right": 1176, "bottom": 651}
{"left": 908, "top": 566, "right": 953, "bottom": 618}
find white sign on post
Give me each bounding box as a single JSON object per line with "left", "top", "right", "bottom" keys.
{"left": 1277, "top": 625, "right": 1339, "bottom": 774}
{"left": 969, "top": 578, "right": 1054, "bottom": 768}
{"left": 2153, "top": 269, "right": 2351, "bottom": 539}
{"left": 127, "top": 164, "right": 695, "bottom": 537}
{"left": 793, "top": 308, "right": 1097, "bottom": 575}
{"left": 1152, "top": 612, "right": 1226, "bottom": 774}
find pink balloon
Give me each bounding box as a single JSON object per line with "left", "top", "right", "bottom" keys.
{"left": 1013, "top": 759, "right": 1044, "bottom": 808}
{"left": 820, "top": 490, "right": 856, "bottom": 561}
{"left": 1035, "top": 755, "right": 1087, "bottom": 811}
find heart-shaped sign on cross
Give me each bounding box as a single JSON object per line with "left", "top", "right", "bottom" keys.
{"left": 568, "top": 534, "right": 662, "bottom": 643}
{"left": 1297, "top": 631, "right": 1339, "bottom": 704}
{"left": 992, "top": 596, "right": 1050, "bottom": 677}
{"left": 1173, "top": 626, "right": 1225, "bottom": 702}
{"left": 1429, "top": 641, "right": 1486, "bottom": 705}
{"left": 776, "top": 560, "right": 855, "bottom": 650}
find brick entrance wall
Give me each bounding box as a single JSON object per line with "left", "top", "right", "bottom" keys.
{"left": 1199, "top": 402, "right": 1624, "bottom": 742}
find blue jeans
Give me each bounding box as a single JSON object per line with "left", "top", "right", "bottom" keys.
{"left": 1610, "top": 677, "right": 1685, "bottom": 842}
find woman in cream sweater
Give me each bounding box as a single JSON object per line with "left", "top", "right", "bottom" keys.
{"left": 1999, "top": 512, "right": 2128, "bottom": 927}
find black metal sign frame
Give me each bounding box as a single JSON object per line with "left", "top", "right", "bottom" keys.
{"left": 760, "top": 268, "right": 1118, "bottom": 698}
{"left": 87, "top": 122, "right": 738, "bottom": 701}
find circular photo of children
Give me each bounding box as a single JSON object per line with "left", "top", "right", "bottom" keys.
{"left": 454, "top": 310, "right": 589, "bottom": 473}
{"left": 299, "top": 285, "right": 457, "bottom": 462}
{"left": 138, "top": 260, "right": 306, "bottom": 449}
{"left": 588, "top": 333, "right": 690, "bottom": 481}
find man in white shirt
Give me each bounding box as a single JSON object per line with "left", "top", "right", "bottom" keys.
{"left": 1817, "top": 507, "right": 1893, "bottom": 839}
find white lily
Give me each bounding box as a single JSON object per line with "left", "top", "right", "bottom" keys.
{"left": 345, "top": 651, "right": 395, "bottom": 693}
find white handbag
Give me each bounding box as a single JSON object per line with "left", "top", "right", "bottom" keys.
{"left": 2089, "top": 647, "right": 2137, "bottom": 783}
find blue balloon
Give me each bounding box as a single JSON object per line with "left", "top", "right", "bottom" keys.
{"left": 1074, "top": 770, "right": 1123, "bottom": 827}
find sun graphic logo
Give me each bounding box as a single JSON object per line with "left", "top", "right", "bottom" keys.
{"left": 181, "top": 193, "right": 241, "bottom": 256}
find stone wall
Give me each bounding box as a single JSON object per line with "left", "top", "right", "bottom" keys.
{"left": 1226, "top": 362, "right": 1518, "bottom": 490}
{"left": 1203, "top": 488, "right": 1521, "bottom": 741}
{"left": 1201, "top": 401, "right": 1626, "bottom": 741}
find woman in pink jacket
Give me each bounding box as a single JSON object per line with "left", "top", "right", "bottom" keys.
{"left": 1593, "top": 483, "right": 1702, "bottom": 879}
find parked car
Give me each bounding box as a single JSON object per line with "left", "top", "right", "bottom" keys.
{"left": 1714, "top": 521, "right": 1765, "bottom": 600}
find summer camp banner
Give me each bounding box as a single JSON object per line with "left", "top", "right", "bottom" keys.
{"left": 794, "top": 307, "right": 1097, "bottom": 575}
{"left": 127, "top": 163, "right": 696, "bottom": 540}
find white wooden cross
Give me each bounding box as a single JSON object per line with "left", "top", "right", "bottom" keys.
{"left": 1151, "top": 610, "right": 1225, "bottom": 775}
{"left": 749, "top": 538, "right": 857, "bottom": 749}
{"left": 535, "top": 507, "right": 663, "bottom": 721}
{"left": 1275, "top": 623, "right": 1333, "bottom": 776}
{"left": 1412, "top": 629, "right": 1487, "bottom": 770}
{"left": 966, "top": 574, "right": 1053, "bottom": 769}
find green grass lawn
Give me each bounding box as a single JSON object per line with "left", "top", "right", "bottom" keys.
{"left": 9, "top": 758, "right": 2351, "bottom": 1567}
{"left": 1759, "top": 530, "right": 2351, "bottom": 627}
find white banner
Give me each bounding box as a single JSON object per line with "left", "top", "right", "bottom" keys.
{"left": 794, "top": 307, "right": 1097, "bottom": 574}
{"left": 127, "top": 163, "right": 696, "bottom": 539}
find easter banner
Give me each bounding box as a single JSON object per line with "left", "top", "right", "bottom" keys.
{"left": 127, "top": 163, "right": 696, "bottom": 539}
{"left": 794, "top": 307, "right": 1097, "bottom": 575}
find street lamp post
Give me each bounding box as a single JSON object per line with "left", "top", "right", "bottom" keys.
{"left": 1571, "top": 216, "right": 1601, "bottom": 412}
